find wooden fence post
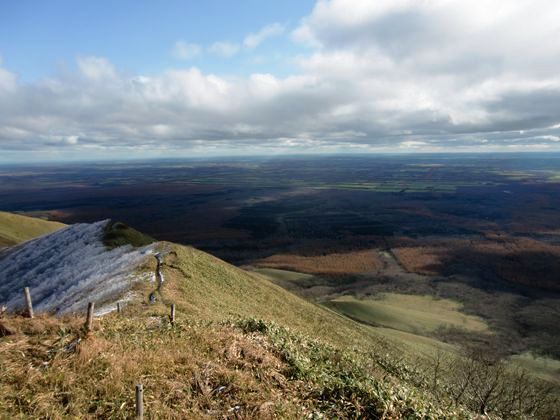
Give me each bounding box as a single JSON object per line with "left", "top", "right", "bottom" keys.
{"left": 135, "top": 383, "right": 144, "bottom": 419}
{"left": 85, "top": 302, "right": 95, "bottom": 332}
{"left": 170, "top": 304, "right": 176, "bottom": 325}
{"left": 117, "top": 302, "right": 122, "bottom": 313}
{"left": 23, "top": 287, "right": 34, "bottom": 318}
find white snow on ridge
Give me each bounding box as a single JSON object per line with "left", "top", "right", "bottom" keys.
{"left": 0, "top": 220, "right": 156, "bottom": 314}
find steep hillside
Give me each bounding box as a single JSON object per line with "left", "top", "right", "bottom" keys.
{"left": 157, "top": 243, "right": 387, "bottom": 348}
{"left": 0, "top": 217, "right": 558, "bottom": 418}
{"left": 0, "top": 211, "right": 65, "bottom": 248}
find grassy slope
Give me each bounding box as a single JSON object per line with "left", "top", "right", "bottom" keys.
{"left": 371, "top": 327, "right": 456, "bottom": 357}
{"left": 0, "top": 241, "right": 471, "bottom": 418}
{"left": 249, "top": 267, "right": 314, "bottom": 282}
{"left": 0, "top": 211, "right": 65, "bottom": 247}
{"left": 248, "top": 264, "right": 560, "bottom": 387}
{"left": 102, "top": 221, "right": 155, "bottom": 249}
{"left": 510, "top": 353, "right": 560, "bottom": 384}
{"left": 0, "top": 313, "right": 471, "bottom": 419}
{"left": 324, "top": 293, "right": 488, "bottom": 336}
{"left": 0, "top": 231, "right": 557, "bottom": 417}
{"left": 160, "top": 243, "right": 386, "bottom": 348}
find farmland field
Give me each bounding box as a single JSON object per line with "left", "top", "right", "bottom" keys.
{"left": 255, "top": 249, "right": 382, "bottom": 275}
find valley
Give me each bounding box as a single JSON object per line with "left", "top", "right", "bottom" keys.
{"left": 2, "top": 155, "right": 559, "bottom": 361}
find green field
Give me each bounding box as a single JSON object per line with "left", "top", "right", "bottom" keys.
{"left": 248, "top": 267, "right": 323, "bottom": 294}
{"left": 324, "top": 293, "right": 489, "bottom": 336}
{"left": 371, "top": 326, "right": 456, "bottom": 357}
{"left": 250, "top": 267, "right": 314, "bottom": 282}
{"left": 312, "top": 179, "right": 492, "bottom": 192}
{"left": 0, "top": 211, "right": 65, "bottom": 247}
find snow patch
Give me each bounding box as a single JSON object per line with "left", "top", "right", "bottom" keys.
{"left": 0, "top": 220, "right": 156, "bottom": 314}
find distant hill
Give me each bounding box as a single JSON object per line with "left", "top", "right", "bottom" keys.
{"left": 0, "top": 211, "right": 65, "bottom": 248}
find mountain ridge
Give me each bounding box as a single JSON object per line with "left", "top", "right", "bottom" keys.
{"left": 0, "top": 213, "right": 558, "bottom": 418}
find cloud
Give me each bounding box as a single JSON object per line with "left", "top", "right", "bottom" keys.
{"left": 77, "top": 56, "right": 117, "bottom": 81}
{"left": 538, "top": 135, "right": 560, "bottom": 142}
{"left": 0, "top": 56, "right": 17, "bottom": 92}
{"left": 0, "top": 67, "right": 17, "bottom": 92}
{"left": 400, "top": 140, "right": 428, "bottom": 149}
{"left": 244, "top": 23, "right": 285, "bottom": 48}
{"left": 208, "top": 41, "right": 240, "bottom": 57}
{"left": 2, "top": 1, "right": 560, "bottom": 159}
{"left": 172, "top": 41, "right": 202, "bottom": 60}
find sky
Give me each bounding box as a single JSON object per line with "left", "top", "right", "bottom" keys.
{"left": 1, "top": 0, "right": 560, "bottom": 162}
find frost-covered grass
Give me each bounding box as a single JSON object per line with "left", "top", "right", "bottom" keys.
{"left": 0, "top": 220, "right": 156, "bottom": 315}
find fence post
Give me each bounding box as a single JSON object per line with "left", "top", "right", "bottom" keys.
{"left": 170, "top": 303, "right": 176, "bottom": 325}
{"left": 117, "top": 302, "right": 122, "bottom": 313}
{"left": 85, "top": 302, "right": 95, "bottom": 332}
{"left": 23, "top": 287, "right": 34, "bottom": 318}
{"left": 135, "top": 383, "right": 144, "bottom": 419}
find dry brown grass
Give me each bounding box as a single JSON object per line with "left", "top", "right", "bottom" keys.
{"left": 1, "top": 311, "right": 487, "bottom": 419}
{"left": 1, "top": 240, "right": 555, "bottom": 418}
{"left": 0, "top": 313, "right": 308, "bottom": 419}
{"left": 255, "top": 249, "right": 382, "bottom": 275}
{"left": 0, "top": 313, "right": 81, "bottom": 336}
{"left": 392, "top": 247, "right": 442, "bottom": 276}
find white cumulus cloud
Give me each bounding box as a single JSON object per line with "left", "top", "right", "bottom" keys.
{"left": 77, "top": 56, "right": 117, "bottom": 81}
{"left": 2, "top": 1, "right": 560, "bottom": 158}
{"left": 208, "top": 41, "right": 240, "bottom": 57}
{"left": 172, "top": 40, "right": 202, "bottom": 60}
{"left": 244, "top": 23, "right": 285, "bottom": 48}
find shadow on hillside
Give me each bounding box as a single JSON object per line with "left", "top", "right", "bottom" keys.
{"left": 421, "top": 248, "right": 560, "bottom": 294}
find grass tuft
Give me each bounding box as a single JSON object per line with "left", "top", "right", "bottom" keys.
{"left": 102, "top": 221, "right": 155, "bottom": 249}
